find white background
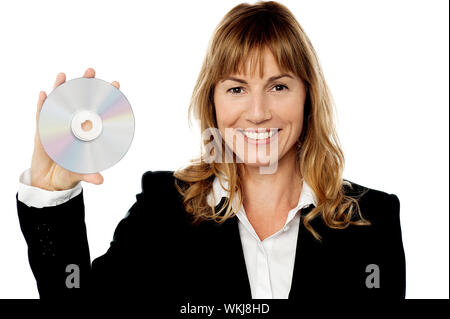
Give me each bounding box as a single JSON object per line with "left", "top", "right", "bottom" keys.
{"left": 0, "top": 0, "right": 448, "bottom": 299}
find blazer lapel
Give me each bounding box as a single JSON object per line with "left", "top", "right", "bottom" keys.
{"left": 209, "top": 197, "right": 252, "bottom": 299}
{"left": 288, "top": 204, "right": 324, "bottom": 299}
{"left": 224, "top": 216, "right": 252, "bottom": 299}
{"left": 212, "top": 200, "right": 323, "bottom": 300}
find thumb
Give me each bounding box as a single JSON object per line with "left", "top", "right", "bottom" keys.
{"left": 82, "top": 173, "right": 104, "bottom": 185}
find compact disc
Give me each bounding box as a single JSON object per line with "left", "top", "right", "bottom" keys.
{"left": 38, "top": 77, "right": 135, "bottom": 174}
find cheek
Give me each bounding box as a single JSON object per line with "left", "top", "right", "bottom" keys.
{"left": 293, "top": 107, "right": 304, "bottom": 131}
{"left": 214, "top": 97, "right": 242, "bottom": 130}
{"left": 277, "top": 97, "right": 305, "bottom": 127}
{"left": 214, "top": 98, "right": 243, "bottom": 150}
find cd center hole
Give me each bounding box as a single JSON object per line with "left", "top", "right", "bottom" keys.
{"left": 81, "top": 120, "right": 93, "bottom": 132}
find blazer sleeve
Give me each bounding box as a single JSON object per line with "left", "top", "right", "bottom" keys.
{"left": 380, "top": 194, "right": 406, "bottom": 299}
{"left": 16, "top": 189, "right": 91, "bottom": 299}
{"left": 16, "top": 174, "right": 148, "bottom": 300}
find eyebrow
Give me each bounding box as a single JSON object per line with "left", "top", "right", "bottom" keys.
{"left": 219, "top": 73, "right": 294, "bottom": 84}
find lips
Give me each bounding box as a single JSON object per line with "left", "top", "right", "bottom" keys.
{"left": 236, "top": 128, "right": 281, "bottom": 144}
{"left": 241, "top": 130, "right": 276, "bottom": 139}
{"left": 237, "top": 127, "right": 279, "bottom": 132}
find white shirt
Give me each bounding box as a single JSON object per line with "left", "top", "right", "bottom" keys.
{"left": 18, "top": 168, "right": 82, "bottom": 208}
{"left": 17, "top": 168, "right": 318, "bottom": 299}
{"left": 206, "top": 175, "right": 317, "bottom": 299}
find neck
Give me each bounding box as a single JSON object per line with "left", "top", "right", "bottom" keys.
{"left": 239, "top": 146, "right": 303, "bottom": 214}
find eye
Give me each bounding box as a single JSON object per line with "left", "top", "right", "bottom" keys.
{"left": 271, "top": 84, "right": 288, "bottom": 92}
{"left": 227, "top": 87, "right": 245, "bottom": 95}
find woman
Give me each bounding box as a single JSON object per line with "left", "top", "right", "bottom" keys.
{"left": 16, "top": 1, "right": 405, "bottom": 303}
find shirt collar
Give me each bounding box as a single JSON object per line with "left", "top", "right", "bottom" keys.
{"left": 206, "top": 173, "right": 318, "bottom": 210}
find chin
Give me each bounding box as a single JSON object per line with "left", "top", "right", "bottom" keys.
{"left": 237, "top": 153, "right": 281, "bottom": 168}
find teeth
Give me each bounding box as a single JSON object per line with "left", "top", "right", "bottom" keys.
{"left": 241, "top": 129, "right": 277, "bottom": 140}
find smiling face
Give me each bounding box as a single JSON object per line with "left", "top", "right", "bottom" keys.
{"left": 213, "top": 47, "right": 307, "bottom": 170}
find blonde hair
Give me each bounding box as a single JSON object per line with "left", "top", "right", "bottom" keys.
{"left": 174, "top": 1, "right": 370, "bottom": 241}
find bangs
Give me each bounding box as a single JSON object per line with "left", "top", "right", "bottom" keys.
{"left": 210, "top": 5, "right": 302, "bottom": 82}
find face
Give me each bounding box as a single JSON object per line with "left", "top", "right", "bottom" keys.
{"left": 213, "top": 47, "right": 307, "bottom": 171}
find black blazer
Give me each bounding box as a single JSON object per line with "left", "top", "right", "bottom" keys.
{"left": 16, "top": 170, "right": 406, "bottom": 305}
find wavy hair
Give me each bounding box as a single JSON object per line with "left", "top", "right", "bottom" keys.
{"left": 174, "top": 1, "right": 370, "bottom": 241}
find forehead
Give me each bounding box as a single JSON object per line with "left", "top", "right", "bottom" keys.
{"left": 242, "top": 48, "right": 280, "bottom": 78}
{"left": 220, "top": 46, "right": 290, "bottom": 81}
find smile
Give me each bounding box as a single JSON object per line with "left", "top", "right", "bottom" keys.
{"left": 237, "top": 128, "right": 281, "bottom": 145}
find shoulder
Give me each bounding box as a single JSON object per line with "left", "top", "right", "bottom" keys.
{"left": 342, "top": 179, "right": 401, "bottom": 228}
{"left": 139, "top": 170, "right": 192, "bottom": 221}
{"left": 140, "top": 170, "right": 185, "bottom": 204}
{"left": 141, "top": 170, "right": 177, "bottom": 191}
{"left": 342, "top": 179, "right": 399, "bottom": 206}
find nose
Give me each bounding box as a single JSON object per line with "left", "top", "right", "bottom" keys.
{"left": 245, "top": 93, "right": 271, "bottom": 124}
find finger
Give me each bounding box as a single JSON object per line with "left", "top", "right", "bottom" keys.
{"left": 53, "top": 72, "right": 66, "bottom": 89}
{"left": 36, "top": 91, "right": 47, "bottom": 123}
{"left": 111, "top": 81, "right": 120, "bottom": 90}
{"left": 82, "top": 173, "right": 104, "bottom": 185}
{"left": 83, "top": 68, "right": 96, "bottom": 78}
